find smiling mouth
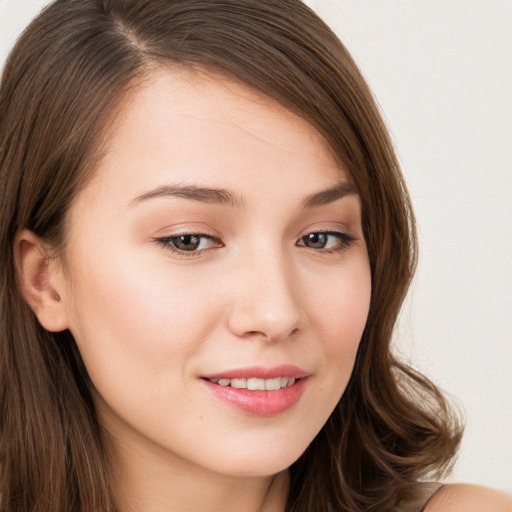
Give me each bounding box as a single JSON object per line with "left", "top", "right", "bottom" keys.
{"left": 205, "top": 376, "right": 298, "bottom": 391}
{"left": 201, "top": 365, "right": 309, "bottom": 415}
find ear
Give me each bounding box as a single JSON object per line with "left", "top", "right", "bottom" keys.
{"left": 14, "top": 230, "right": 69, "bottom": 332}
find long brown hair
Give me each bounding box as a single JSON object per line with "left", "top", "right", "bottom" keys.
{"left": 0, "top": 1, "right": 462, "bottom": 510}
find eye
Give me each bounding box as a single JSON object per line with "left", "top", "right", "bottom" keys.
{"left": 297, "top": 231, "right": 355, "bottom": 252}
{"left": 154, "top": 233, "right": 222, "bottom": 256}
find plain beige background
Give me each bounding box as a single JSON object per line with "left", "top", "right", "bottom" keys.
{"left": 1, "top": 0, "right": 511, "bottom": 492}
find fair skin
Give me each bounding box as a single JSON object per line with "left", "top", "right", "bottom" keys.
{"left": 426, "top": 484, "right": 512, "bottom": 512}
{"left": 16, "top": 69, "right": 512, "bottom": 512}
{"left": 17, "top": 69, "right": 371, "bottom": 512}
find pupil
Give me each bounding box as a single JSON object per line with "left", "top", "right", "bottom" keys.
{"left": 176, "top": 235, "right": 200, "bottom": 251}
{"left": 306, "top": 233, "right": 327, "bottom": 248}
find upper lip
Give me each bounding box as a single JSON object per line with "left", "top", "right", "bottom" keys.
{"left": 202, "top": 364, "right": 309, "bottom": 380}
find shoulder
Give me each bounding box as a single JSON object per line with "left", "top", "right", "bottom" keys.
{"left": 424, "top": 484, "right": 512, "bottom": 512}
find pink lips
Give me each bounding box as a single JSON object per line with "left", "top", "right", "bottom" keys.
{"left": 203, "top": 364, "right": 309, "bottom": 381}
{"left": 201, "top": 365, "right": 309, "bottom": 417}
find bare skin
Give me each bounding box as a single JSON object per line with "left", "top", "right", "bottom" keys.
{"left": 425, "top": 484, "right": 512, "bottom": 512}
{"left": 16, "top": 68, "right": 511, "bottom": 512}
{"left": 17, "top": 68, "right": 370, "bottom": 511}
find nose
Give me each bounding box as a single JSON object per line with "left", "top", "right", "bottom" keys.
{"left": 226, "top": 249, "right": 304, "bottom": 343}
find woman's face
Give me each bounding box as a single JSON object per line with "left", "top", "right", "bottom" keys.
{"left": 59, "top": 69, "right": 371, "bottom": 477}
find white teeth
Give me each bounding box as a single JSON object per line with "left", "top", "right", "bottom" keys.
{"left": 265, "top": 377, "right": 282, "bottom": 391}
{"left": 247, "top": 378, "right": 266, "bottom": 390}
{"left": 231, "top": 378, "right": 247, "bottom": 389}
{"left": 208, "top": 376, "right": 298, "bottom": 390}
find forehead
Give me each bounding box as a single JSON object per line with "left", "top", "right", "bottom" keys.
{"left": 79, "top": 68, "right": 348, "bottom": 210}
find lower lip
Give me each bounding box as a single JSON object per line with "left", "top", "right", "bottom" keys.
{"left": 202, "top": 378, "right": 307, "bottom": 417}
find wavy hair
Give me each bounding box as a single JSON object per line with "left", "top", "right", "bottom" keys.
{"left": 0, "top": 1, "right": 462, "bottom": 510}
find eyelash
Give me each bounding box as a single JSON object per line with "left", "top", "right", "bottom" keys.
{"left": 154, "top": 230, "right": 356, "bottom": 259}
{"left": 154, "top": 233, "right": 222, "bottom": 258}
{"left": 297, "top": 231, "right": 356, "bottom": 252}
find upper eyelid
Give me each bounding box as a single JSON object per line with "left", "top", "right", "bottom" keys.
{"left": 156, "top": 233, "right": 220, "bottom": 244}
{"left": 156, "top": 229, "right": 355, "bottom": 251}
{"left": 154, "top": 233, "right": 221, "bottom": 258}
{"left": 163, "top": 231, "right": 217, "bottom": 238}
{"left": 297, "top": 231, "right": 356, "bottom": 245}
{"left": 298, "top": 226, "right": 356, "bottom": 241}
{"left": 300, "top": 227, "right": 351, "bottom": 235}
{"left": 158, "top": 228, "right": 351, "bottom": 239}
{"left": 154, "top": 227, "right": 219, "bottom": 242}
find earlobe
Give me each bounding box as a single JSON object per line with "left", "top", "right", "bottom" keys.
{"left": 14, "top": 230, "right": 69, "bottom": 332}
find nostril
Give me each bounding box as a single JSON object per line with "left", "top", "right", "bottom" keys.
{"left": 242, "top": 328, "right": 300, "bottom": 343}
{"left": 245, "top": 330, "right": 272, "bottom": 342}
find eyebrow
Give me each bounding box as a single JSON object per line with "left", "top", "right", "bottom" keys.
{"left": 130, "top": 184, "right": 244, "bottom": 208}
{"left": 129, "top": 182, "right": 358, "bottom": 209}
{"left": 301, "top": 182, "right": 358, "bottom": 209}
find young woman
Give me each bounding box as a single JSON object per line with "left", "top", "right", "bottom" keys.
{"left": 0, "top": 1, "right": 510, "bottom": 511}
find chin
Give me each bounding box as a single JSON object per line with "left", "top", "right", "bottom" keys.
{"left": 198, "top": 434, "right": 312, "bottom": 479}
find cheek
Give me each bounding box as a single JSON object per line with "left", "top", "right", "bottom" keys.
{"left": 64, "top": 245, "right": 221, "bottom": 394}
{"left": 307, "top": 258, "right": 371, "bottom": 388}
{"left": 314, "top": 259, "right": 371, "bottom": 345}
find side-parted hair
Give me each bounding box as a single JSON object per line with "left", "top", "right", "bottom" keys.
{"left": 0, "top": 1, "right": 462, "bottom": 511}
